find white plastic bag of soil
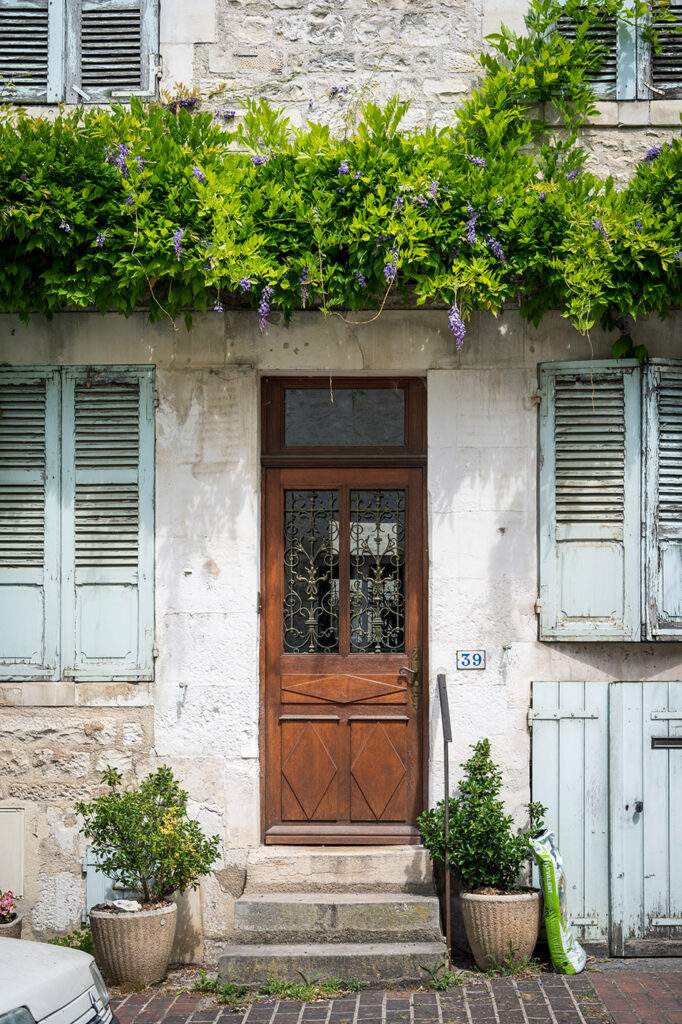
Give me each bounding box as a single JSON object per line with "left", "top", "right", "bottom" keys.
{"left": 529, "top": 828, "right": 586, "bottom": 974}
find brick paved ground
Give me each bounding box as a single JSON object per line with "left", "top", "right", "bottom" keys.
{"left": 591, "top": 971, "right": 682, "bottom": 1024}
{"left": 113, "top": 974, "right": 615, "bottom": 1024}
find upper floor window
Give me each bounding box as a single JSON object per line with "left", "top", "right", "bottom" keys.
{"left": 0, "top": 0, "right": 159, "bottom": 104}
{"left": 557, "top": 8, "right": 682, "bottom": 100}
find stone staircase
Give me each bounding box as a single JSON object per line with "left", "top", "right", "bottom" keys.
{"left": 218, "top": 847, "right": 447, "bottom": 988}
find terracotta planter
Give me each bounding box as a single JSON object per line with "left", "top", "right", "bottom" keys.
{"left": 0, "top": 915, "right": 22, "bottom": 939}
{"left": 90, "top": 903, "right": 177, "bottom": 986}
{"left": 460, "top": 890, "right": 542, "bottom": 971}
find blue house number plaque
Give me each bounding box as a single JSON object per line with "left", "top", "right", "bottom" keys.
{"left": 456, "top": 650, "right": 486, "bottom": 670}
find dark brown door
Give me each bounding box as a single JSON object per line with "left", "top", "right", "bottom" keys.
{"left": 263, "top": 466, "right": 425, "bottom": 843}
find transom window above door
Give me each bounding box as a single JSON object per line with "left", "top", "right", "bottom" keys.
{"left": 261, "top": 378, "right": 426, "bottom": 463}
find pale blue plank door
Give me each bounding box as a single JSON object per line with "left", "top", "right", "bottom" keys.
{"left": 60, "top": 367, "right": 155, "bottom": 680}
{"left": 530, "top": 681, "right": 610, "bottom": 950}
{"left": 0, "top": 369, "right": 60, "bottom": 679}
{"left": 610, "top": 681, "right": 682, "bottom": 955}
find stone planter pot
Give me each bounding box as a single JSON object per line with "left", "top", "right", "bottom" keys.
{"left": 460, "top": 890, "right": 542, "bottom": 971}
{"left": 90, "top": 903, "right": 177, "bottom": 986}
{"left": 0, "top": 915, "right": 22, "bottom": 939}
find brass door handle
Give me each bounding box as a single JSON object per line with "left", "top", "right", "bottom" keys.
{"left": 399, "top": 646, "right": 422, "bottom": 709}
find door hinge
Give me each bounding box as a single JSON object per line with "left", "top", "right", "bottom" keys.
{"left": 257, "top": 592, "right": 262, "bottom": 614}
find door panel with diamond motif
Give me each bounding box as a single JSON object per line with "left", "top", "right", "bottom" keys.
{"left": 263, "top": 467, "right": 424, "bottom": 844}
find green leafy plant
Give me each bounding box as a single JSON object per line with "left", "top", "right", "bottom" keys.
{"left": 190, "top": 971, "right": 250, "bottom": 1009}
{"left": 75, "top": 765, "right": 220, "bottom": 905}
{"left": 47, "top": 927, "right": 94, "bottom": 953}
{"left": 484, "top": 944, "right": 544, "bottom": 976}
{"left": 418, "top": 739, "right": 546, "bottom": 891}
{"left": 0, "top": 0, "right": 680, "bottom": 355}
{"left": 419, "top": 958, "right": 464, "bottom": 990}
{"left": 190, "top": 971, "right": 365, "bottom": 1006}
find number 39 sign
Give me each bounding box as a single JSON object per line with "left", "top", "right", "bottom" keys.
{"left": 456, "top": 650, "right": 486, "bottom": 670}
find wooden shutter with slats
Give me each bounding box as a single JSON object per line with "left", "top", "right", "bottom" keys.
{"left": 0, "top": 370, "right": 60, "bottom": 679}
{"left": 60, "top": 367, "right": 154, "bottom": 680}
{"left": 556, "top": 13, "right": 619, "bottom": 98}
{"left": 644, "top": 361, "right": 682, "bottom": 640}
{"left": 538, "top": 362, "right": 641, "bottom": 641}
{"left": 0, "top": 0, "right": 59, "bottom": 102}
{"left": 650, "top": 2, "right": 682, "bottom": 98}
{"left": 65, "top": 0, "right": 157, "bottom": 102}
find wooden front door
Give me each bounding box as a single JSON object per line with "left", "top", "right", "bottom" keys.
{"left": 261, "top": 379, "right": 426, "bottom": 844}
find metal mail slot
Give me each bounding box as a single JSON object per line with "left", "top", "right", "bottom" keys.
{"left": 651, "top": 736, "right": 682, "bottom": 749}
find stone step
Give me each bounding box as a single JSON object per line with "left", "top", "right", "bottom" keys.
{"left": 243, "top": 846, "right": 435, "bottom": 894}
{"left": 217, "top": 940, "right": 448, "bottom": 988}
{"left": 234, "top": 893, "right": 443, "bottom": 944}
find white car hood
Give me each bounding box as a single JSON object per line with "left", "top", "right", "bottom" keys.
{"left": 0, "top": 939, "right": 97, "bottom": 1021}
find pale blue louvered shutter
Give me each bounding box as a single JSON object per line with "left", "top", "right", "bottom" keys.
{"left": 538, "top": 361, "right": 641, "bottom": 641}
{"left": 648, "top": 2, "right": 682, "bottom": 99}
{"left": 643, "top": 361, "right": 682, "bottom": 640}
{"left": 0, "top": 0, "right": 65, "bottom": 103}
{"left": 0, "top": 369, "right": 60, "bottom": 679}
{"left": 60, "top": 367, "right": 155, "bottom": 680}
{"left": 65, "top": 0, "right": 158, "bottom": 103}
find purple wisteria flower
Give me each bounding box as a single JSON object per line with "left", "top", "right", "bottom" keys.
{"left": 448, "top": 303, "right": 466, "bottom": 349}
{"left": 239, "top": 277, "right": 252, "bottom": 293}
{"left": 592, "top": 218, "right": 608, "bottom": 239}
{"left": 338, "top": 160, "right": 350, "bottom": 175}
{"left": 312, "top": 205, "right": 319, "bottom": 219}
{"left": 96, "top": 232, "right": 107, "bottom": 247}
{"left": 393, "top": 195, "right": 405, "bottom": 212}
{"left": 565, "top": 168, "right": 580, "bottom": 181}
{"left": 466, "top": 155, "right": 488, "bottom": 168}
{"left": 486, "top": 235, "right": 506, "bottom": 262}
{"left": 59, "top": 220, "right": 71, "bottom": 234}
{"left": 213, "top": 299, "right": 224, "bottom": 312}
{"left": 430, "top": 180, "right": 438, "bottom": 201}
{"left": 337, "top": 186, "right": 346, "bottom": 195}
{"left": 352, "top": 170, "right": 362, "bottom": 180}
{"left": 221, "top": 109, "right": 236, "bottom": 120}
{"left": 329, "top": 85, "right": 350, "bottom": 98}
{"left": 383, "top": 248, "right": 399, "bottom": 284}
{"left": 355, "top": 270, "right": 367, "bottom": 288}
{"left": 252, "top": 154, "right": 267, "bottom": 166}
{"left": 676, "top": 251, "right": 682, "bottom": 265}
{"left": 643, "top": 146, "right": 662, "bottom": 163}
{"left": 193, "top": 166, "right": 206, "bottom": 183}
{"left": 538, "top": 192, "right": 546, "bottom": 202}
{"left": 496, "top": 195, "right": 503, "bottom": 206}
{"left": 125, "top": 193, "right": 135, "bottom": 207}
{"left": 465, "top": 204, "right": 478, "bottom": 244}
{"left": 134, "top": 156, "right": 144, "bottom": 171}
{"left": 413, "top": 195, "right": 429, "bottom": 208}
{"left": 19, "top": 172, "right": 28, "bottom": 182}
{"left": 300, "top": 268, "right": 310, "bottom": 305}
{"left": 105, "top": 143, "right": 131, "bottom": 178}
{"left": 258, "top": 285, "right": 274, "bottom": 332}
{"left": 635, "top": 218, "right": 643, "bottom": 231}
{"left": 173, "top": 227, "right": 184, "bottom": 260}
{"left": 168, "top": 96, "right": 197, "bottom": 112}
{"left": 615, "top": 316, "right": 631, "bottom": 336}
{"left": 205, "top": 255, "right": 216, "bottom": 270}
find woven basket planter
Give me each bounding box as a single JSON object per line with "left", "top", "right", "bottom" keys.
{"left": 460, "top": 890, "right": 542, "bottom": 971}
{"left": 0, "top": 915, "right": 22, "bottom": 939}
{"left": 90, "top": 903, "right": 177, "bottom": 986}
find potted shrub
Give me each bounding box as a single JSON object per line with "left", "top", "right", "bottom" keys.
{"left": 76, "top": 765, "right": 220, "bottom": 985}
{"left": 0, "top": 890, "right": 22, "bottom": 938}
{"left": 419, "top": 739, "right": 545, "bottom": 971}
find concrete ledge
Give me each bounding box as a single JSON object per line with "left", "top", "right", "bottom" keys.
{"left": 244, "top": 847, "right": 436, "bottom": 895}
{"left": 217, "top": 940, "right": 448, "bottom": 987}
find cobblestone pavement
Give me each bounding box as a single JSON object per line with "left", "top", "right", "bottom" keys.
{"left": 113, "top": 974, "right": 614, "bottom": 1024}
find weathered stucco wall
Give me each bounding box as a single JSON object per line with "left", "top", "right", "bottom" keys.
{"left": 1, "top": 307, "right": 682, "bottom": 952}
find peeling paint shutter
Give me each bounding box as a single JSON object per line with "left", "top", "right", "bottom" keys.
{"left": 66, "top": 0, "right": 157, "bottom": 102}
{"left": 0, "top": 370, "right": 60, "bottom": 679}
{"left": 538, "top": 362, "right": 641, "bottom": 640}
{"left": 644, "top": 361, "right": 682, "bottom": 640}
{"left": 61, "top": 367, "right": 154, "bottom": 680}
{"left": 556, "top": 14, "right": 619, "bottom": 98}
{"left": 651, "top": 2, "right": 682, "bottom": 98}
{"left": 0, "top": 0, "right": 61, "bottom": 102}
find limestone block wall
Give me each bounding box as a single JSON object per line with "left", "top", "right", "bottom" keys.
{"left": 1, "top": 307, "right": 682, "bottom": 951}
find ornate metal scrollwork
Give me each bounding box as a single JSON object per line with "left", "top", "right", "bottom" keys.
{"left": 349, "top": 490, "right": 405, "bottom": 653}
{"left": 283, "top": 490, "right": 339, "bottom": 653}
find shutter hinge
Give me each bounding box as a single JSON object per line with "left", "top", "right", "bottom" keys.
{"left": 152, "top": 644, "right": 159, "bottom": 659}
{"left": 62, "top": 670, "right": 76, "bottom": 679}
{"left": 530, "top": 389, "right": 542, "bottom": 406}
{"left": 153, "top": 389, "right": 159, "bottom": 408}
{"left": 534, "top": 598, "right": 542, "bottom": 614}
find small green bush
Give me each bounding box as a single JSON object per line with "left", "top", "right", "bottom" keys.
{"left": 47, "top": 927, "right": 94, "bottom": 954}
{"left": 418, "top": 739, "right": 545, "bottom": 891}
{"left": 75, "top": 765, "right": 220, "bottom": 905}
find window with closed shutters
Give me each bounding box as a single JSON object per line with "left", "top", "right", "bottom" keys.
{"left": 0, "top": 0, "right": 158, "bottom": 103}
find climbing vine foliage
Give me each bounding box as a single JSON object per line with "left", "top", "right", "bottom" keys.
{"left": 1, "top": 0, "right": 681, "bottom": 351}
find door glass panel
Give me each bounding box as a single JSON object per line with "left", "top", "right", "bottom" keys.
{"left": 284, "top": 490, "right": 339, "bottom": 653}
{"left": 350, "top": 490, "right": 405, "bottom": 653}
{"left": 285, "top": 388, "right": 405, "bottom": 447}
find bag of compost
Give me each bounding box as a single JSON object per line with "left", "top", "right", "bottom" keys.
{"left": 529, "top": 828, "right": 586, "bottom": 974}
